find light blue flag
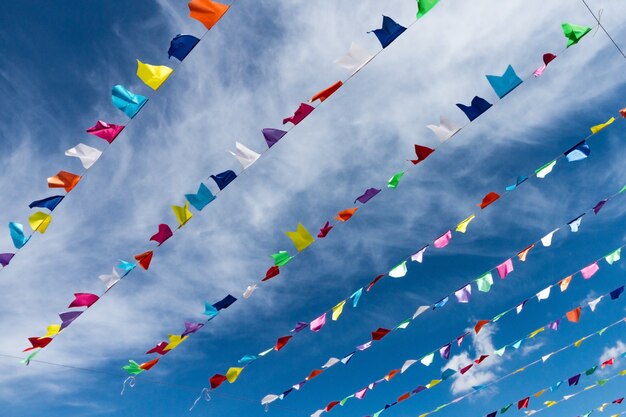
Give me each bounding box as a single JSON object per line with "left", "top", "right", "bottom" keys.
{"left": 441, "top": 368, "right": 457, "bottom": 380}
{"left": 564, "top": 140, "right": 590, "bottom": 162}
{"left": 203, "top": 302, "right": 219, "bottom": 320}
{"left": 434, "top": 296, "right": 448, "bottom": 309}
{"left": 185, "top": 183, "right": 216, "bottom": 211}
{"left": 350, "top": 288, "right": 363, "bottom": 307}
{"left": 238, "top": 354, "right": 258, "bottom": 365}
{"left": 117, "top": 260, "right": 136, "bottom": 273}
{"left": 9, "top": 222, "right": 29, "bottom": 249}
{"left": 112, "top": 85, "right": 148, "bottom": 118}
{"left": 512, "top": 339, "right": 522, "bottom": 349}
{"left": 550, "top": 381, "right": 562, "bottom": 392}
{"left": 486, "top": 65, "right": 523, "bottom": 99}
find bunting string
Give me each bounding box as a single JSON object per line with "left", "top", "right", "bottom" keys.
{"left": 516, "top": 390, "right": 624, "bottom": 417}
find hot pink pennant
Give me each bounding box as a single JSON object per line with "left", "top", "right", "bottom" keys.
{"left": 150, "top": 224, "right": 173, "bottom": 246}
{"left": 68, "top": 293, "right": 100, "bottom": 308}
{"left": 310, "top": 313, "right": 327, "bottom": 332}
{"left": 580, "top": 262, "right": 599, "bottom": 279}
{"left": 434, "top": 230, "right": 452, "bottom": 248}
{"left": 496, "top": 258, "right": 514, "bottom": 279}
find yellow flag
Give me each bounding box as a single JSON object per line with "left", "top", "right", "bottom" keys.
{"left": 574, "top": 337, "right": 586, "bottom": 347}
{"left": 590, "top": 117, "right": 615, "bottom": 134}
{"left": 455, "top": 214, "right": 476, "bottom": 233}
{"left": 529, "top": 327, "right": 544, "bottom": 338}
{"left": 164, "top": 334, "right": 187, "bottom": 351}
{"left": 41, "top": 324, "right": 61, "bottom": 338}
{"left": 226, "top": 367, "right": 243, "bottom": 383}
{"left": 426, "top": 379, "right": 441, "bottom": 388}
{"left": 331, "top": 300, "right": 346, "bottom": 321}
{"left": 619, "top": 369, "right": 626, "bottom": 376}
{"left": 544, "top": 401, "right": 557, "bottom": 407}
{"left": 28, "top": 211, "right": 52, "bottom": 233}
{"left": 172, "top": 202, "right": 193, "bottom": 227}
{"left": 285, "top": 223, "right": 315, "bottom": 252}
{"left": 136, "top": 60, "right": 173, "bottom": 90}
{"left": 533, "top": 390, "right": 545, "bottom": 397}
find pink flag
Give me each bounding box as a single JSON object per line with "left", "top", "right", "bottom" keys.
{"left": 283, "top": 103, "right": 314, "bottom": 125}
{"left": 434, "top": 230, "right": 452, "bottom": 249}
{"left": 86, "top": 120, "right": 125, "bottom": 143}
{"left": 355, "top": 387, "right": 368, "bottom": 399}
{"left": 533, "top": 53, "right": 557, "bottom": 77}
{"left": 68, "top": 293, "right": 100, "bottom": 308}
{"left": 150, "top": 224, "right": 173, "bottom": 246}
{"left": 310, "top": 313, "right": 327, "bottom": 332}
{"left": 581, "top": 262, "right": 599, "bottom": 279}
{"left": 496, "top": 259, "right": 514, "bottom": 279}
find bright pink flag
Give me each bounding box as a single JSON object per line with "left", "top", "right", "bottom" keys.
{"left": 434, "top": 230, "right": 452, "bottom": 248}
{"left": 496, "top": 259, "right": 514, "bottom": 279}
{"left": 150, "top": 224, "right": 173, "bottom": 246}
{"left": 86, "top": 120, "right": 125, "bottom": 143}
{"left": 283, "top": 103, "right": 314, "bottom": 125}
{"left": 581, "top": 262, "right": 599, "bottom": 279}
{"left": 310, "top": 313, "right": 327, "bottom": 332}
{"left": 68, "top": 293, "right": 100, "bottom": 308}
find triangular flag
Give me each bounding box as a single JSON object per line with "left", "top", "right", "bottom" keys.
{"left": 188, "top": 0, "right": 229, "bottom": 30}
{"left": 270, "top": 252, "right": 293, "bottom": 267}
{"left": 310, "top": 313, "right": 326, "bottom": 332}
{"left": 474, "top": 320, "right": 490, "bottom": 334}
{"left": 496, "top": 259, "right": 514, "bottom": 279}
{"left": 262, "top": 128, "right": 287, "bottom": 148}
{"left": 68, "top": 293, "right": 99, "bottom": 308}
{"left": 506, "top": 175, "right": 529, "bottom": 191}
{"left": 168, "top": 34, "right": 200, "bottom": 61}
{"left": 605, "top": 248, "right": 621, "bottom": 265}
{"left": 111, "top": 85, "right": 147, "bottom": 118}
{"left": 476, "top": 272, "right": 493, "bottom": 292}
{"left": 454, "top": 284, "right": 472, "bottom": 303}
{"left": 535, "top": 160, "right": 557, "bottom": 178}
{"left": 98, "top": 268, "right": 120, "bottom": 291}
{"left": 426, "top": 116, "right": 461, "bottom": 142}
{"left": 562, "top": 22, "right": 592, "bottom": 47}
{"left": 65, "top": 143, "right": 102, "bottom": 169}
{"left": 229, "top": 141, "right": 260, "bottom": 169}
{"left": 283, "top": 103, "right": 314, "bottom": 125}
{"left": 309, "top": 81, "right": 343, "bottom": 103}
{"left": 456, "top": 215, "right": 475, "bottom": 233}
{"left": 486, "top": 65, "right": 523, "bottom": 98}
{"left": 335, "top": 208, "right": 358, "bottom": 222}
{"left": 285, "top": 223, "right": 315, "bottom": 252}
{"left": 225, "top": 367, "right": 243, "bottom": 383}
{"left": 28, "top": 212, "right": 52, "bottom": 234}
{"left": 566, "top": 306, "right": 581, "bottom": 322}
{"left": 581, "top": 262, "right": 599, "bottom": 279}
{"left": 416, "top": 0, "right": 440, "bottom": 18}
{"left": 172, "top": 202, "right": 193, "bottom": 227}
{"left": 388, "top": 172, "right": 405, "bottom": 189}
{"left": 164, "top": 334, "right": 187, "bottom": 351}
{"left": 479, "top": 192, "right": 500, "bottom": 209}
{"left": 518, "top": 244, "right": 534, "bottom": 261}
{"left": 134, "top": 251, "right": 154, "bottom": 270}
{"left": 29, "top": 196, "right": 64, "bottom": 211}
{"left": 568, "top": 214, "right": 584, "bottom": 232}
{"left": 564, "top": 140, "right": 590, "bottom": 162}
{"left": 136, "top": 60, "right": 173, "bottom": 90}
{"left": 411, "top": 245, "right": 428, "bottom": 263}
{"left": 86, "top": 120, "right": 124, "bottom": 143}
{"left": 47, "top": 171, "right": 81, "bottom": 192}
{"left": 388, "top": 261, "right": 408, "bottom": 278}
{"left": 9, "top": 222, "right": 29, "bottom": 249}
{"left": 318, "top": 221, "right": 333, "bottom": 238}
{"left": 369, "top": 16, "right": 406, "bottom": 48}
{"left": 410, "top": 144, "right": 435, "bottom": 165}
{"left": 275, "top": 336, "right": 292, "bottom": 351}
{"left": 334, "top": 42, "right": 373, "bottom": 74}
{"left": 541, "top": 229, "right": 558, "bottom": 247}
{"left": 434, "top": 230, "right": 452, "bottom": 248}
{"left": 591, "top": 117, "right": 616, "bottom": 134}
{"left": 559, "top": 275, "right": 572, "bottom": 292}
{"left": 331, "top": 300, "right": 346, "bottom": 321}
{"left": 210, "top": 170, "right": 237, "bottom": 190}
{"left": 536, "top": 286, "right": 551, "bottom": 301}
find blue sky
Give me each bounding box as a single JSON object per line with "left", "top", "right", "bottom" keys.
{"left": 0, "top": 1, "right": 626, "bottom": 416}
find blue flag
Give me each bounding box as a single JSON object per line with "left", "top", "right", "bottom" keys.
{"left": 185, "top": 183, "right": 216, "bottom": 211}
{"left": 564, "top": 140, "right": 590, "bottom": 162}
{"left": 168, "top": 34, "right": 200, "bottom": 61}
{"left": 486, "top": 65, "right": 523, "bottom": 99}
{"left": 28, "top": 195, "right": 64, "bottom": 211}
{"left": 210, "top": 170, "right": 237, "bottom": 190}
{"left": 369, "top": 16, "right": 406, "bottom": 48}
{"left": 456, "top": 96, "right": 492, "bottom": 121}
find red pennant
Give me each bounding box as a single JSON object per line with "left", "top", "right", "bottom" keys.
{"left": 601, "top": 358, "right": 614, "bottom": 368}
{"left": 613, "top": 398, "right": 624, "bottom": 404}
{"left": 335, "top": 207, "right": 358, "bottom": 222}
{"left": 366, "top": 274, "right": 385, "bottom": 292}
{"left": 384, "top": 369, "right": 400, "bottom": 381}
{"left": 518, "top": 397, "right": 530, "bottom": 409}
{"left": 209, "top": 374, "right": 228, "bottom": 389}
{"left": 474, "top": 320, "right": 490, "bottom": 334}
{"left": 325, "top": 401, "right": 341, "bottom": 412}
{"left": 478, "top": 192, "right": 500, "bottom": 209}
{"left": 310, "top": 81, "right": 343, "bottom": 103}
{"left": 397, "top": 392, "right": 411, "bottom": 402}
{"left": 566, "top": 306, "right": 581, "bottom": 323}
{"left": 150, "top": 224, "right": 173, "bottom": 246}
{"left": 460, "top": 363, "right": 473, "bottom": 374}
{"left": 23, "top": 337, "right": 52, "bottom": 352}
{"left": 318, "top": 221, "right": 334, "bottom": 238}
{"left": 139, "top": 358, "right": 160, "bottom": 370}
{"left": 275, "top": 336, "right": 292, "bottom": 351}
{"left": 134, "top": 251, "right": 154, "bottom": 270}
{"left": 146, "top": 342, "right": 169, "bottom": 355}
{"left": 372, "top": 328, "right": 391, "bottom": 341}
{"left": 410, "top": 144, "right": 435, "bottom": 165}
{"left": 306, "top": 369, "right": 324, "bottom": 380}
{"left": 475, "top": 354, "right": 489, "bottom": 364}
{"left": 262, "top": 266, "right": 280, "bottom": 281}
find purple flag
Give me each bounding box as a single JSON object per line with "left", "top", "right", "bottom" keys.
{"left": 262, "top": 128, "right": 287, "bottom": 148}
{"left": 182, "top": 321, "right": 205, "bottom": 337}
{"left": 440, "top": 343, "right": 451, "bottom": 359}
{"left": 0, "top": 253, "right": 15, "bottom": 267}
{"left": 568, "top": 374, "right": 581, "bottom": 386}
{"left": 59, "top": 311, "right": 83, "bottom": 330}
{"left": 548, "top": 319, "right": 560, "bottom": 330}
{"left": 355, "top": 188, "right": 381, "bottom": 204}
{"left": 593, "top": 199, "right": 608, "bottom": 214}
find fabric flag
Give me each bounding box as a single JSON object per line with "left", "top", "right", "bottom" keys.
{"left": 188, "top": 0, "right": 229, "bottom": 30}
{"left": 29, "top": 195, "right": 64, "bottom": 211}
{"left": 28, "top": 212, "right": 52, "bottom": 234}
{"left": 122, "top": 360, "right": 144, "bottom": 375}
{"left": 581, "top": 262, "right": 599, "bottom": 279}
{"left": 456, "top": 96, "right": 492, "bottom": 121}
{"left": 533, "top": 53, "right": 557, "bottom": 77}
{"left": 310, "top": 313, "right": 327, "bottom": 332}
{"left": 150, "top": 224, "right": 173, "bottom": 246}
{"left": 168, "top": 34, "right": 199, "bottom": 61}
{"left": 591, "top": 117, "right": 616, "bottom": 134}
{"left": 290, "top": 322, "right": 307, "bottom": 333}
{"left": 185, "top": 183, "right": 216, "bottom": 211}
{"left": 536, "top": 286, "right": 551, "bottom": 301}
{"left": 588, "top": 296, "right": 603, "bottom": 312}
{"left": 566, "top": 306, "right": 581, "bottom": 322}
{"left": 164, "top": 334, "right": 187, "bottom": 351}
{"left": 134, "top": 251, "right": 154, "bottom": 270}
{"left": 506, "top": 175, "right": 528, "bottom": 191}
{"left": 331, "top": 300, "right": 346, "bottom": 321}
{"left": 421, "top": 352, "right": 435, "bottom": 367}
{"left": 434, "top": 297, "right": 448, "bottom": 309}
{"left": 426, "top": 116, "right": 461, "bottom": 142}
{"left": 322, "top": 358, "right": 340, "bottom": 369}
{"left": 0, "top": 253, "right": 15, "bottom": 267}
{"left": 210, "top": 374, "right": 228, "bottom": 389}
{"left": 136, "top": 60, "right": 173, "bottom": 90}
{"left": 351, "top": 288, "right": 363, "bottom": 307}
{"left": 230, "top": 141, "right": 260, "bottom": 169}
{"left": 182, "top": 322, "right": 205, "bottom": 337}
{"left": 139, "top": 358, "right": 159, "bottom": 371}
{"left": 48, "top": 171, "right": 81, "bottom": 192}
{"left": 541, "top": 229, "right": 558, "bottom": 247}
{"left": 479, "top": 192, "right": 500, "bottom": 209}
{"left": 9, "top": 222, "right": 29, "bottom": 249}
{"left": 410, "top": 144, "right": 435, "bottom": 165}
{"left": 59, "top": 311, "right": 82, "bottom": 330}
{"left": 355, "top": 388, "right": 368, "bottom": 399}
{"left": 275, "top": 336, "right": 292, "bottom": 351}
{"left": 593, "top": 199, "right": 607, "bottom": 214}
{"left": 285, "top": 223, "right": 315, "bottom": 252}
{"left": 474, "top": 320, "right": 490, "bottom": 334}
{"left": 369, "top": 16, "right": 406, "bottom": 48}
{"left": 213, "top": 295, "right": 237, "bottom": 311}
{"left": 23, "top": 337, "right": 52, "bottom": 352}
{"left": 518, "top": 397, "right": 530, "bottom": 409}
{"left": 610, "top": 285, "right": 624, "bottom": 300}
{"left": 68, "top": 293, "right": 99, "bottom": 308}
{"left": 496, "top": 259, "right": 514, "bottom": 279}
{"left": 355, "top": 188, "right": 381, "bottom": 204}
{"left": 562, "top": 23, "right": 592, "bottom": 47}
{"left": 65, "top": 143, "right": 102, "bottom": 169}
{"left": 42, "top": 324, "right": 61, "bottom": 338}
{"left": 271, "top": 251, "right": 294, "bottom": 266}
{"left": 455, "top": 284, "right": 472, "bottom": 303}
{"left": 283, "top": 103, "right": 314, "bottom": 125}
{"left": 568, "top": 215, "right": 584, "bottom": 232}
{"left": 98, "top": 268, "right": 120, "bottom": 291}
{"left": 367, "top": 274, "right": 384, "bottom": 291}
{"left": 111, "top": 85, "right": 147, "bottom": 118}
{"left": 243, "top": 284, "right": 257, "bottom": 298}
{"left": 225, "top": 367, "right": 243, "bottom": 383}
{"left": 605, "top": 248, "right": 621, "bottom": 265}
{"left": 568, "top": 374, "right": 581, "bottom": 386}
{"left": 486, "top": 65, "right": 523, "bottom": 98}
{"left": 564, "top": 140, "right": 590, "bottom": 162}
{"left": 262, "top": 128, "right": 287, "bottom": 148}
{"left": 388, "top": 172, "right": 405, "bottom": 189}
{"left": 559, "top": 275, "right": 572, "bottom": 292}
{"left": 172, "top": 202, "right": 193, "bottom": 227}
{"left": 117, "top": 260, "right": 135, "bottom": 273}
{"left": 318, "top": 221, "right": 333, "bottom": 238}
{"left": 548, "top": 319, "right": 560, "bottom": 330}
{"left": 416, "top": 0, "right": 440, "bottom": 17}
{"left": 210, "top": 170, "right": 237, "bottom": 190}
{"left": 440, "top": 343, "right": 451, "bottom": 359}
{"left": 411, "top": 245, "right": 428, "bottom": 263}
{"left": 476, "top": 272, "right": 494, "bottom": 292}
{"left": 372, "top": 328, "right": 391, "bottom": 341}
{"left": 389, "top": 261, "right": 408, "bottom": 278}
{"left": 518, "top": 244, "right": 534, "bottom": 261}
{"left": 86, "top": 120, "right": 124, "bottom": 143}
{"left": 310, "top": 81, "right": 343, "bottom": 103}
{"left": 335, "top": 208, "right": 358, "bottom": 222}
{"left": 535, "top": 160, "right": 557, "bottom": 178}
{"left": 434, "top": 230, "right": 452, "bottom": 248}
{"left": 334, "top": 42, "right": 373, "bottom": 74}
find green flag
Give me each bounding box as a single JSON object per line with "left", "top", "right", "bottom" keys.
{"left": 417, "top": 0, "right": 440, "bottom": 18}
{"left": 270, "top": 251, "right": 294, "bottom": 266}
{"left": 388, "top": 171, "right": 405, "bottom": 189}
{"left": 605, "top": 248, "right": 621, "bottom": 265}
{"left": 562, "top": 23, "right": 592, "bottom": 47}
{"left": 122, "top": 360, "right": 144, "bottom": 375}
{"left": 476, "top": 272, "right": 494, "bottom": 292}
{"left": 501, "top": 404, "right": 513, "bottom": 414}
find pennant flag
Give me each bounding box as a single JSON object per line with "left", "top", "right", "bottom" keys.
{"left": 150, "top": 224, "right": 173, "bottom": 246}
{"left": 506, "top": 175, "right": 528, "bottom": 191}
{"left": 203, "top": 303, "right": 219, "bottom": 319}
{"left": 535, "top": 160, "right": 557, "bottom": 178}
{"left": 610, "top": 285, "right": 624, "bottom": 300}
{"left": 568, "top": 215, "right": 584, "bottom": 232}
{"left": 533, "top": 53, "right": 557, "bottom": 77}
{"left": 210, "top": 374, "right": 228, "bottom": 389}
{"left": 310, "top": 313, "right": 327, "bottom": 332}
{"left": 172, "top": 202, "right": 193, "bottom": 227}
{"left": 367, "top": 274, "right": 384, "bottom": 292}
{"left": 562, "top": 23, "right": 592, "bottom": 47}
{"left": 496, "top": 259, "right": 514, "bottom": 279}
{"left": 210, "top": 170, "right": 237, "bottom": 190}
{"left": 28, "top": 212, "right": 52, "bottom": 234}
{"left": 182, "top": 322, "right": 205, "bottom": 337}
{"left": 591, "top": 117, "right": 616, "bottom": 134}
{"left": 139, "top": 358, "right": 159, "bottom": 371}
{"left": 410, "top": 144, "right": 435, "bottom": 165}
{"left": 536, "top": 287, "right": 551, "bottom": 301}
{"left": 285, "top": 223, "right": 315, "bottom": 252}
{"left": 65, "top": 143, "right": 102, "bottom": 169}
{"left": 98, "top": 268, "right": 120, "bottom": 291}
{"left": 416, "top": 0, "right": 440, "bottom": 18}
{"left": 122, "top": 360, "right": 144, "bottom": 375}
{"left": 564, "top": 140, "right": 590, "bottom": 162}
{"left": 68, "top": 293, "right": 99, "bottom": 308}
{"left": 475, "top": 354, "right": 489, "bottom": 364}
{"left": 335, "top": 208, "right": 358, "bottom": 222}
{"left": 433, "top": 297, "right": 448, "bottom": 309}
{"left": 369, "top": 16, "right": 406, "bottom": 48}
{"left": 388, "top": 261, "right": 408, "bottom": 278}
{"left": 29, "top": 195, "right": 64, "bottom": 211}
{"left": 588, "top": 296, "right": 603, "bottom": 311}
{"left": 331, "top": 300, "right": 346, "bottom": 321}
{"left": 605, "top": 248, "right": 621, "bottom": 265}
{"left": 476, "top": 272, "right": 494, "bottom": 292}
{"left": 317, "top": 221, "right": 334, "bottom": 238}
{"left": 372, "top": 328, "right": 391, "bottom": 341}
{"left": 350, "top": 288, "right": 363, "bottom": 307}
{"left": 59, "top": 311, "right": 82, "bottom": 330}
{"left": 388, "top": 172, "right": 405, "bottom": 189}
{"left": 581, "top": 262, "right": 599, "bottom": 279}
{"left": 341, "top": 352, "right": 355, "bottom": 364}
{"left": 486, "top": 65, "right": 523, "bottom": 98}
{"left": 9, "top": 222, "right": 29, "bottom": 249}
{"left": 23, "top": 337, "right": 52, "bottom": 352}
{"left": 283, "top": 103, "right": 314, "bottom": 125}
{"left": 518, "top": 397, "right": 530, "bottom": 409}
{"left": 185, "top": 183, "right": 216, "bottom": 211}
{"left": 310, "top": 81, "right": 343, "bottom": 103}
{"left": 134, "top": 251, "right": 154, "bottom": 270}
{"left": 48, "top": 171, "right": 81, "bottom": 192}
{"left": 213, "top": 294, "right": 237, "bottom": 311}
{"left": 479, "top": 192, "right": 500, "bottom": 209}
{"left": 568, "top": 374, "right": 581, "bottom": 386}
{"left": 566, "top": 306, "right": 581, "bottom": 322}
{"left": 518, "top": 244, "right": 534, "bottom": 261}
{"left": 335, "top": 42, "right": 373, "bottom": 74}
{"left": 136, "top": 60, "right": 173, "bottom": 90}
{"left": 230, "top": 142, "right": 260, "bottom": 169}
{"left": 164, "top": 334, "right": 187, "bottom": 351}
{"left": 440, "top": 343, "right": 451, "bottom": 359}
{"left": 560, "top": 275, "right": 572, "bottom": 291}
{"left": 460, "top": 364, "right": 473, "bottom": 374}
{"left": 355, "top": 188, "right": 381, "bottom": 204}
{"left": 188, "top": 0, "right": 229, "bottom": 30}
{"left": 0, "top": 253, "right": 15, "bottom": 267}
{"left": 168, "top": 34, "right": 199, "bottom": 61}
{"left": 275, "top": 336, "right": 292, "bottom": 351}
{"left": 42, "top": 324, "right": 61, "bottom": 338}
{"left": 306, "top": 370, "right": 324, "bottom": 381}
{"left": 86, "top": 120, "right": 124, "bottom": 144}
{"left": 426, "top": 116, "right": 461, "bottom": 142}
{"left": 434, "top": 230, "right": 452, "bottom": 248}
{"left": 111, "top": 85, "right": 147, "bottom": 118}
{"left": 455, "top": 284, "right": 472, "bottom": 303}
{"left": 225, "top": 367, "right": 243, "bottom": 383}
{"left": 243, "top": 284, "right": 257, "bottom": 298}
{"left": 456, "top": 96, "right": 492, "bottom": 121}
{"left": 271, "top": 251, "right": 294, "bottom": 266}
{"left": 411, "top": 246, "right": 428, "bottom": 263}
{"left": 541, "top": 229, "right": 558, "bottom": 247}
{"left": 262, "top": 128, "right": 287, "bottom": 148}
{"left": 474, "top": 320, "right": 490, "bottom": 334}
{"left": 593, "top": 199, "right": 607, "bottom": 214}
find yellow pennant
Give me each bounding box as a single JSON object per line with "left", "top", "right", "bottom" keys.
{"left": 28, "top": 211, "right": 52, "bottom": 233}
{"left": 136, "top": 60, "right": 173, "bottom": 90}
{"left": 164, "top": 334, "right": 187, "bottom": 351}
{"left": 331, "top": 300, "right": 346, "bottom": 321}
{"left": 455, "top": 214, "right": 476, "bottom": 233}
{"left": 285, "top": 223, "right": 315, "bottom": 252}
{"left": 172, "top": 202, "right": 193, "bottom": 227}
{"left": 226, "top": 367, "right": 243, "bottom": 383}
{"left": 590, "top": 117, "right": 615, "bottom": 134}
{"left": 40, "top": 324, "right": 61, "bottom": 338}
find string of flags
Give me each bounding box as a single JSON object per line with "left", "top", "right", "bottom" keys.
{"left": 517, "top": 392, "right": 624, "bottom": 417}
{"left": 0, "top": 0, "right": 233, "bottom": 272}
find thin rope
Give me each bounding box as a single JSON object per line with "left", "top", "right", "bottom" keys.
{"left": 581, "top": 0, "right": 626, "bottom": 61}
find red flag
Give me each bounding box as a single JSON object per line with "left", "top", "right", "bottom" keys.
{"left": 518, "top": 397, "right": 530, "bottom": 409}
{"left": 410, "top": 144, "right": 435, "bottom": 165}
{"left": 372, "top": 328, "right": 391, "bottom": 341}
{"left": 275, "top": 336, "right": 292, "bottom": 351}
{"left": 478, "top": 192, "right": 500, "bottom": 209}
{"left": 134, "top": 251, "right": 154, "bottom": 270}
{"left": 209, "top": 374, "right": 228, "bottom": 389}
{"left": 310, "top": 81, "right": 343, "bottom": 103}
{"left": 262, "top": 266, "right": 280, "bottom": 281}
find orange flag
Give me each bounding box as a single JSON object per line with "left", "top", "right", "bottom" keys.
{"left": 139, "top": 358, "right": 159, "bottom": 370}
{"left": 188, "top": 0, "right": 229, "bottom": 30}
{"left": 398, "top": 392, "right": 411, "bottom": 402}
{"left": 384, "top": 369, "right": 400, "bottom": 381}
{"left": 517, "top": 244, "right": 534, "bottom": 261}
{"left": 306, "top": 369, "right": 324, "bottom": 380}
{"left": 309, "top": 81, "right": 343, "bottom": 103}
{"left": 335, "top": 207, "right": 358, "bottom": 222}
{"left": 47, "top": 171, "right": 81, "bottom": 192}
{"left": 566, "top": 306, "right": 581, "bottom": 323}
{"left": 474, "top": 320, "right": 490, "bottom": 334}
{"left": 134, "top": 251, "right": 154, "bottom": 270}
{"left": 478, "top": 192, "right": 500, "bottom": 209}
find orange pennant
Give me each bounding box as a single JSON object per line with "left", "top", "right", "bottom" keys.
{"left": 139, "top": 358, "right": 159, "bottom": 370}
{"left": 478, "top": 192, "right": 500, "bottom": 209}
{"left": 188, "top": 0, "right": 229, "bottom": 30}
{"left": 559, "top": 275, "right": 573, "bottom": 292}
{"left": 384, "top": 369, "right": 400, "bottom": 381}
{"left": 474, "top": 320, "right": 490, "bottom": 334}
{"left": 517, "top": 244, "right": 534, "bottom": 262}
{"left": 566, "top": 306, "right": 581, "bottom": 323}
{"left": 397, "top": 392, "right": 411, "bottom": 402}
{"left": 309, "top": 81, "right": 343, "bottom": 103}
{"left": 134, "top": 251, "right": 154, "bottom": 270}
{"left": 47, "top": 171, "right": 81, "bottom": 192}
{"left": 335, "top": 208, "right": 358, "bottom": 222}
{"left": 306, "top": 369, "right": 324, "bottom": 380}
